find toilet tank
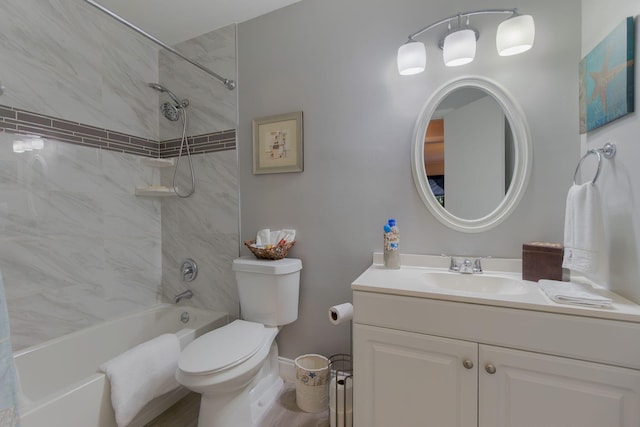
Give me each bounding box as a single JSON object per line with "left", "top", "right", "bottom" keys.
{"left": 232, "top": 257, "right": 302, "bottom": 326}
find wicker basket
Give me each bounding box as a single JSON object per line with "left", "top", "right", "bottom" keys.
{"left": 244, "top": 240, "right": 296, "bottom": 260}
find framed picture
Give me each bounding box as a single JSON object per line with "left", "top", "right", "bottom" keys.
{"left": 579, "top": 17, "right": 635, "bottom": 133}
{"left": 252, "top": 111, "right": 303, "bottom": 174}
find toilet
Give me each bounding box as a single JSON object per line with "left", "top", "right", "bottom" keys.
{"left": 176, "top": 256, "right": 302, "bottom": 427}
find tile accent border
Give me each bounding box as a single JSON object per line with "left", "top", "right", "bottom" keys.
{"left": 0, "top": 104, "right": 236, "bottom": 157}
{"left": 159, "top": 130, "right": 237, "bottom": 157}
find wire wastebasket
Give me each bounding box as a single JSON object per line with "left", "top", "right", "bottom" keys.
{"left": 328, "top": 354, "right": 353, "bottom": 427}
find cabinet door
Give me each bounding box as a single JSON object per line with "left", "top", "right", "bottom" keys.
{"left": 479, "top": 345, "right": 640, "bottom": 427}
{"left": 353, "top": 324, "right": 477, "bottom": 427}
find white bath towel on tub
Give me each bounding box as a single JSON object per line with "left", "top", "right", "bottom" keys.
{"left": 99, "top": 333, "right": 181, "bottom": 427}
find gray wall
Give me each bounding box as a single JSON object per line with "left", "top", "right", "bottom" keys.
{"left": 238, "top": 0, "right": 581, "bottom": 359}
{"left": 581, "top": 0, "right": 640, "bottom": 302}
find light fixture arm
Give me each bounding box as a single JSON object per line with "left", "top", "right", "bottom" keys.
{"left": 406, "top": 8, "right": 518, "bottom": 42}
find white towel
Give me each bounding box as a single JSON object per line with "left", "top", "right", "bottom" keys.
{"left": 538, "top": 279, "right": 613, "bottom": 308}
{"left": 99, "top": 334, "right": 181, "bottom": 427}
{"left": 562, "top": 183, "right": 608, "bottom": 285}
{"left": 256, "top": 228, "right": 271, "bottom": 247}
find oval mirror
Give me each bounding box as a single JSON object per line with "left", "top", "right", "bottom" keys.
{"left": 411, "top": 77, "right": 532, "bottom": 233}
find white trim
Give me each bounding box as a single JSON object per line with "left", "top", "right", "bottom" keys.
{"left": 278, "top": 356, "right": 296, "bottom": 383}
{"left": 411, "top": 75, "right": 532, "bottom": 233}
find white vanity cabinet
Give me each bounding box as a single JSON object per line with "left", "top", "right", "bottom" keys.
{"left": 352, "top": 290, "right": 640, "bottom": 427}
{"left": 354, "top": 323, "right": 477, "bottom": 427}
{"left": 479, "top": 345, "right": 640, "bottom": 427}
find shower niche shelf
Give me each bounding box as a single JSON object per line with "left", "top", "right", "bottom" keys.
{"left": 135, "top": 158, "right": 177, "bottom": 197}
{"left": 134, "top": 186, "right": 177, "bottom": 197}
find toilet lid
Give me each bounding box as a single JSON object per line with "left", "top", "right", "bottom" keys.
{"left": 178, "top": 320, "right": 265, "bottom": 375}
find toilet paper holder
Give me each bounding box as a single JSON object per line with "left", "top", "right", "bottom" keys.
{"left": 328, "top": 354, "right": 353, "bottom": 427}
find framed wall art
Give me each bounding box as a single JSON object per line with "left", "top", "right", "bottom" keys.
{"left": 579, "top": 17, "right": 635, "bottom": 133}
{"left": 252, "top": 111, "right": 303, "bottom": 174}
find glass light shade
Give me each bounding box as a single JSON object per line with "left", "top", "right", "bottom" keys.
{"left": 443, "top": 29, "right": 476, "bottom": 67}
{"left": 397, "top": 41, "right": 426, "bottom": 75}
{"left": 496, "top": 14, "right": 535, "bottom": 56}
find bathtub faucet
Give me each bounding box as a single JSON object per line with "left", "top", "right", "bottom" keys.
{"left": 174, "top": 290, "right": 194, "bottom": 303}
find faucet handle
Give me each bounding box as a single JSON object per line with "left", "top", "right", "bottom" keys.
{"left": 472, "top": 256, "right": 492, "bottom": 273}
{"left": 442, "top": 254, "right": 460, "bottom": 272}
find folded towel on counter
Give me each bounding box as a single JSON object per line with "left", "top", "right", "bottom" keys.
{"left": 562, "top": 183, "right": 608, "bottom": 285}
{"left": 538, "top": 279, "right": 613, "bottom": 308}
{"left": 99, "top": 334, "right": 181, "bottom": 427}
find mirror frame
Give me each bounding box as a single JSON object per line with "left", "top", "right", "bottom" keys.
{"left": 411, "top": 76, "right": 532, "bottom": 233}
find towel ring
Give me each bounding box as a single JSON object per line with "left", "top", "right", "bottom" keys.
{"left": 573, "top": 142, "right": 616, "bottom": 185}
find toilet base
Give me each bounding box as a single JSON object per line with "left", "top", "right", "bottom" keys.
{"left": 196, "top": 342, "right": 283, "bottom": 427}
{"left": 249, "top": 373, "right": 284, "bottom": 423}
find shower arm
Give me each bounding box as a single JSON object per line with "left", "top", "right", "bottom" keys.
{"left": 83, "top": 0, "right": 236, "bottom": 90}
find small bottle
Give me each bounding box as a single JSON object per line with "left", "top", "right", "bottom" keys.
{"left": 383, "top": 218, "right": 400, "bottom": 269}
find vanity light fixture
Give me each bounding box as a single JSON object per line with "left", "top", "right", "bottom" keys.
{"left": 397, "top": 9, "right": 535, "bottom": 75}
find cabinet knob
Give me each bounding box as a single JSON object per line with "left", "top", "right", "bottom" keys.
{"left": 462, "top": 359, "right": 474, "bottom": 369}
{"left": 485, "top": 363, "right": 497, "bottom": 374}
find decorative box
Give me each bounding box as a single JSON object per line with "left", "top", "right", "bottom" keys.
{"left": 522, "top": 242, "right": 567, "bottom": 282}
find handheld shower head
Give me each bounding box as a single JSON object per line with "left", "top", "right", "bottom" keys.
{"left": 147, "top": 83, "right": 186, "bottom": 108}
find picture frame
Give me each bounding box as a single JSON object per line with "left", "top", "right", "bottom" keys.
{"left": 252, "top": 111, "right": 303, "bottom": 174}
{"left": 579, "top": 17, "right": 635, "bottom": 133}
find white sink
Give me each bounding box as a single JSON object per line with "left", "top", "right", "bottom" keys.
{"left": 421, "top": 271, "right": 529, "bottom": 295}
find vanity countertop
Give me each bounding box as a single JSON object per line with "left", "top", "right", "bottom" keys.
{"left": 351, "top": 253, "right": 640, "bottom": 324}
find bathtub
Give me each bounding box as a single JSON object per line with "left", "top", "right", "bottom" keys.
{"left": 14, "top": 304, "right": 228, "bottom": 427}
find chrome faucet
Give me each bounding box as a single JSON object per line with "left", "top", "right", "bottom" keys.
{"left": 174, "top": 289, "right": 193, "bottom": 303}
{"left": 446, "top": 256, "right": 489, "bottom": 274}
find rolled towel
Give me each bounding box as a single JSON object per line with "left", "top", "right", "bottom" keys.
{"left": 538, "top": 279, "right": 613, "bottom": 308}
{"left": 99, "top": 334, "right": 181, "bottom": 427}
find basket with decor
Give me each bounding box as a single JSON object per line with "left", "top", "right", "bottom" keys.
{"left": 244, "top": 240, "right": 295, "bottom": 260}
{"left": 245, "top": 228, "right": 296, "bottom": 260}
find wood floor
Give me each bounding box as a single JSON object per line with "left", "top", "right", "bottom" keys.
{"left": 145, "top": 382, "right": 329, "bottom": 427}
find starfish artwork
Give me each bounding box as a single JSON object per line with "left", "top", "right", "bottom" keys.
{"left": 579, "top": 17, "right": 635, "bottom": 133}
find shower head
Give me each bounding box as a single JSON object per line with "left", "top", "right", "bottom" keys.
{"left": 147, "top": 83, "right": 187, "bottom": 108}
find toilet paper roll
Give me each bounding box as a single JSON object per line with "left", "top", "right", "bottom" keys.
{"left": 328, "top": 303, "right": 353, "bottom": 326}
{"left": 330, "top": 376, "right": 353, "bottom": 427}
{"left": 329, "top": 376, "right": 353, "bottom": 410}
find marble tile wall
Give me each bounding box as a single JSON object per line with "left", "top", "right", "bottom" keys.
{"left": 160, "top": 150, "right": 240, "bottom": 319}
{"left": 0, "top": 0, "right": 160, "bottom": 141}
{"left": 0, "top": 0, "right": 165, "bottom": 350}
{"left": 0, "top": 104, "right": 160, "bottom": 157}
{"left": 159, "top": 129, "right": 236, "bottom": 158}
{"left": 0, "top": 0, "right": 240, "bottom": 349}
{"left": 159, "top": 25, "right": 240, "bottom": 319}
{"left": 0, "top": 103, "right": 235, "bottom": 158}
{"left": 0, "top": 133, "right": 163, "bottom": 350}
{"left": 159, "top": 25, "right": 237, "bottom": 141}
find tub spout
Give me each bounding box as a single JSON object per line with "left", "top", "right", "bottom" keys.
{"left": 174, "top": 290, "right": 193, "bottom": 303}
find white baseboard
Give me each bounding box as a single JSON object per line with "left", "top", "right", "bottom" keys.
{"left": 278, "top": 357, "right": 296, "bottom": 383}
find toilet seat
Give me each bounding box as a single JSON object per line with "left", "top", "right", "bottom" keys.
{"left": 178, "top": 320, "right": 266, "bottom": 376}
